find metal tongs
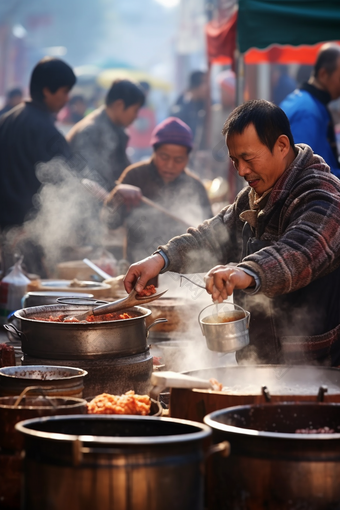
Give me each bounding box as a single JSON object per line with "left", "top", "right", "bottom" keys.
{"left": 60, "top": 288, "right": 167, "bottom": 322}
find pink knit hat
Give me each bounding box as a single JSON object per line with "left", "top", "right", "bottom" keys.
{"left": 150, "top": 116, "right": 193, "bottom": 151}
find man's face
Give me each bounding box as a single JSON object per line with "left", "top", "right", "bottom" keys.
{"left": 43, "top": 86, "right": 70, "bottom": 113}
{"left": 154, "top": 144, "right": 189, "bottom": 183}
{"left": 116, "top": 101, "right": 141, "bottom": 127}
{"left": 324, "top": 56, "right": 340, "bottom": 100}
{"left": 227, "top": 124, "right": 288, "bottom": 196}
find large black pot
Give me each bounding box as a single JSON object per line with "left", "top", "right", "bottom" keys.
{"left": 170, "top": 365, "right": 340, "bottom": 422}
{"left": 16, "top": 414, "right": 212, "bottom": 510}
{"left": 5, "top": 304, "right": 164, "bottom": 359}
{"left": 204, "top": 402, "right": 340, "bottom": 509}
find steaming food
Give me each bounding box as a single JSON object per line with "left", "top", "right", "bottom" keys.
{"left": 202, "top": 311, "right": 245, "bottom": 324}
{"left": 209, "top": 378, "right": 223, "bottom": 391}
{"left": 87, "top": 391, "right": 151, "bottom": 415}
{"left": 30, "top": 311, "right": 137, "bottom": 323}
{"left": 136, "top": 284, "right": 157, "bottom": 297}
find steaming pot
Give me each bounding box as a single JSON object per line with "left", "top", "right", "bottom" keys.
{"left": 16, "top": 415, "right": 211, "bottom": 510}
{"left": 6, "top": 304, "right": 163, "bottom": 359}
{"left": 204, "top": 402, "right": 340, "bottom": 509}
{"left": 170, "top": 365, "right": 340, "bottom": 422}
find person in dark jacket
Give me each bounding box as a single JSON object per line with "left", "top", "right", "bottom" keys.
{"left": 67, "top": 80, "right": 145, "bottom": 191}
{"left": 0, "top": 57, "right": 76, "bottom": 275}
{"left": 280, "top": 43, "right": 340, "bottom": 178}
{"left": 102, "top": 117, "right": 213, "bottom": 263}
{"left": 0, "top": 87, "right": 23, "bottom": 117}
{"left": 124, "top": 100, "right": 340, "bottom": 367}
{"left": 170, "top": 70, "right": 208, "bottom": 150}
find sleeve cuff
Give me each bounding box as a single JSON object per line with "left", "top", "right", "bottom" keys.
{"left": 239, "top": 267, "right": 261, "bottom": 294}
{"left": 153, "top": 249, "right": 169, "bottom": 273}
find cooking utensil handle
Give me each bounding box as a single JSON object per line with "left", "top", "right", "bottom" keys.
{"left": 146, "top": 318, "right": 168, "bottom": 336}
{"left": 141, "top": 196, "right": 192, "bottom": 228}
{"left": 207, "top": 441, "right": 230, "bottom": 459}
{"left": 198, "top": 305, "right": 210, "bottom": 336}
{"left": 13, "top": 386, "right": 59, "bottom": 408}
{"left": 83, "top": 258, "right": 112, "bottom": 281}
{"left": 3, "top": 322, "right": 25, "bottom": 340}
{"left": 91, "top": 297, "right": 131, "bottom": 315}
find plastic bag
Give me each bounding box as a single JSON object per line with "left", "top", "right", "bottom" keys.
{"left": 0, "top": 259, "right": 30, "bottom": 324}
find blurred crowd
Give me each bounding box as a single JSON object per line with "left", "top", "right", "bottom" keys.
{"left": 1, "top": 43, "right": 340, "bottom": 279}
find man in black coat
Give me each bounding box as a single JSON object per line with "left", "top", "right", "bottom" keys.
{"left": 0, "top": 57, "right": 76, "bottom": 275}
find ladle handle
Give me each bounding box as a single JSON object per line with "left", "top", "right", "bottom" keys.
{"left": 13, "top": 386, "right": 58, "bottom": 408}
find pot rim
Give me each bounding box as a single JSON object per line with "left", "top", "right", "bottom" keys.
{"left": 199, "top": 302, "right": 250, "bottom": 326}
{"left": 204, "top": 402, "right": 340, "bottom": 440}
{"left": 15, "top": 414, "right": 212, "bottom": 445}
{"left": 0, "top": 365, "right": 88, "bottom": 381}
{"left": 0, "top": 396, "right": 87, "bottom": 410}
{"left": 14, "top": 304, "right": 152, "bottom": 324}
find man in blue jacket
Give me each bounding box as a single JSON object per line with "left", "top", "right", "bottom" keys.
{"left": 280, "top": 43, "right": 340, "bottom": 179}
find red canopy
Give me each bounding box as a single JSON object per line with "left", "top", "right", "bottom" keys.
{"left": 206, "top": 11, "right": 327, "bottom": 66}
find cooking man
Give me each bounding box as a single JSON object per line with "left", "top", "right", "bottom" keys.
{"left": 102, "top": 116, "right": 212, "bottom": 263}
{"left": 123, "top": 100, "right": 340, "bottom": 366}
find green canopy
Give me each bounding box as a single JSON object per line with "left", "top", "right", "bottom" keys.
{"left": 238, "top": 0, "right": 340, "bottom": 53}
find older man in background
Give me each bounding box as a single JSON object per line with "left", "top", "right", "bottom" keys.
{"left": 102, "top": 117, "right": 212, "bottom": 263}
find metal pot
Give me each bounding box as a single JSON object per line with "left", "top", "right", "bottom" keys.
{"left": 204, "top": 402, "right": 340, "bottom": 509}
{"left": 22, "top": 291, "right": 94, "bottom": 308}
{"left": 170, "top": 365, "right": 340, "bottom": 422}
{"left": 5, "top": 304, "right": 165, "bottom": 360}
{"left": 0, "top": 365, "right": 88, "bottom": 398}
{"left": 199, "top": 302, "right": 250, "bottom": 353}
{"left": 16, "top": 414, "right": 212, "bottom": 510}
{"left": 0, "top": 388, "right": 87, "bottom": 450}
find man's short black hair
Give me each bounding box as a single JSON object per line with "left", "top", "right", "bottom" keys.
{"left": 105, "top": 79, "right": 145, "bottom": 108}
{"left": 314, "top": 43, "right": 340, "bottom": 78}
{"left": 7, "top": 88, "right": 23, "bottom": 100}
{"left": 189, "top": 70, "right": 207, "bottom": 90}
{"left": 222, "top": 99, "right": 295, "bottom": 152}
{"left": 30, "top": 57, "right": 76, "bottom": 103}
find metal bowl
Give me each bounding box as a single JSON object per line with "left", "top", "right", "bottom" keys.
{"left": 0, "top": 365, "right": 88, "bottom": 398}
{"left": 199, "top": 302, "right": 250, "bottom": 353}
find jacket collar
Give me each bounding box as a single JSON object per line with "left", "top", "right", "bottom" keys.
{"left": 300, "top": 82, "right": 332, "bottom": 105}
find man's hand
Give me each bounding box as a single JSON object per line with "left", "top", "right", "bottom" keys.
{"left": 124, "top": 254, "right": 165, "bottom": 293}
{"left": 204, "top": 265, "right": 255, "bottom": 302}
{"left": 107, "top": 184, "right": 142, "bottom": 210}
